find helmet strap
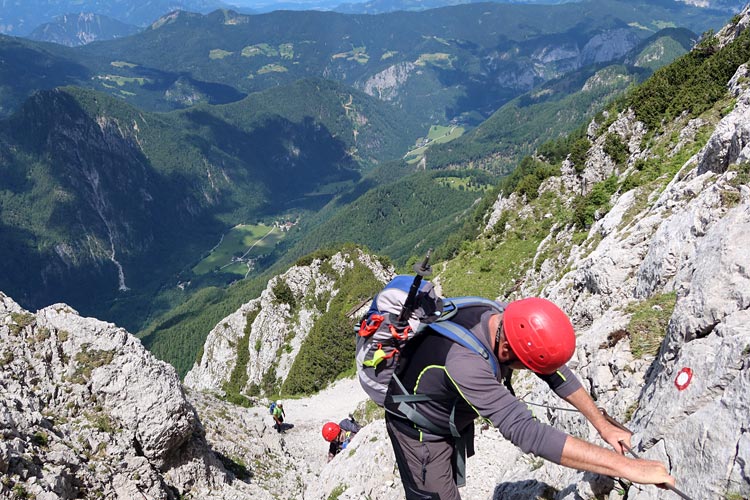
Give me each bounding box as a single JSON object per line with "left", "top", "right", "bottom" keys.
{"left": 494, "top": 317, "right": 517, "bottom": 369}
{"left": 494, "top": 317, "right": 503, "bottom": 361}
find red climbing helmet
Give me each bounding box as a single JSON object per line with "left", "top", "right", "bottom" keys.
{"left": 322, "top": 422, "right": 341, "bottom": 442}
{"left": 503, "top": 297, "right": 576, "bottom": 374}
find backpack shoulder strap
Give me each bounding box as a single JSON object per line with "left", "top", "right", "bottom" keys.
{"left": 440, "top": 296, "right": 504, "bottom": 317}
{"left": 429, "top": 320, "right": 498, "bottom": 377}
{"left": 429, "top": 296, "right": 504, "bottom": 376}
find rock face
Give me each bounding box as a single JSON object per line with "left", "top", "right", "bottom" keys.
{"left": 361, "top": 62, "right": 416, "bottom": 101}
{"left": 0, "top": 295, "right": 257, "bottom": 499}
{"left": 184, "top": 248, "right": 393, "bottom": 395}
{"left": 580, "top": 28, "right": 641, "bottom": 65}
{"left": 28, "top": 13, "right": 139, "bottom": 47}
{"left": 359, "top": 28, "right": 641, "bottom": 101}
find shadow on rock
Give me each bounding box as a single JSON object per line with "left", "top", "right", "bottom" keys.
{"left": 279, "top": 423, "right": 295, "bottom": 432}
{"left": 215, "top": 451, "right": 253, "bottom": 483}
{"left": 492, "top": 479, "right": 558, "bottom": 499}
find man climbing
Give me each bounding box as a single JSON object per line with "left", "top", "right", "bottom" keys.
{"left": 272, "top": 400, "right": 285, "bottom": 433}
{"left": 322, "top": 415, "right": 362, "bottom": 462}
{"left": 384, "top": 297, "right": 676, "bottom": 499}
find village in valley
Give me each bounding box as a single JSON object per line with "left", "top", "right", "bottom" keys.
{"left": 177, "top": 217, "right": 300, "bottom": 289}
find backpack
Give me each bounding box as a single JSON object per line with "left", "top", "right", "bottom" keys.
{"left": 355, "top": 275, "right": 503, "bottom": 407}
{"left": 269, "top": 402, "right": 276, "bottom": 415}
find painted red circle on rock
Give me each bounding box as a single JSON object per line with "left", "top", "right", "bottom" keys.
{"left": 674, "top": 367, "right": 693, "bottom": 391}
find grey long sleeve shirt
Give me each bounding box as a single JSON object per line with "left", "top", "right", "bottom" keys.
{"left": 386, "top": 303, "right": 582, "bottom": 464}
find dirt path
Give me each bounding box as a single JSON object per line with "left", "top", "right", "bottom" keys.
{"left": 270, "top": 377, "right": 370, "bottom": 489}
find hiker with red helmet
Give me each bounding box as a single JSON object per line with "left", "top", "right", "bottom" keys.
{"left": 322, "top": 416, "right": 362, "bottom": 462}
{"left": 384, "top": 297, "right": 675, "bottom": 499}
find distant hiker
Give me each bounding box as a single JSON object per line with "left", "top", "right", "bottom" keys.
{"left": 271, "top": 400, "right": 285, "bottom": 433}
{"left": 384, "top": 297, "right": 675, "bottom": 499}
{"left": 322, "top": 416, "right": 362, "bottom": 462}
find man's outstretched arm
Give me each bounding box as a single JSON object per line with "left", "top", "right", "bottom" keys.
{"left": 560, "top": 434, "right": 675, "bottom": 486}
{"left": 563, "top": 387, "right": 632, "bottom": 453}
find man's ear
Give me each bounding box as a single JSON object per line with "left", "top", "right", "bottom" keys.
{"left": 498, "top": 340, "right": 513, "bottom": 361}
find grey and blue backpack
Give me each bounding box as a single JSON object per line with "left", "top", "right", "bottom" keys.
{"left": 355, "top": 275, "right": 503, "bottom": 406}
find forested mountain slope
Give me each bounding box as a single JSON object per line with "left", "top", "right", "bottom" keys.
{"left": 0, "top": 79, "right": 413, "bottom": 332}
{"left": 0, "top": 36, "right": 91, "bottom": 116}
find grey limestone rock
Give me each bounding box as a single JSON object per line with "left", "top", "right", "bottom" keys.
{"left": 0, "top": 294, "right": 254, "bottom": 499}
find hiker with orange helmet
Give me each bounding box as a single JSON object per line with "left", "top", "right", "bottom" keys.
{"left": 322, "top": 416, "right": 361, "bottom": 462}
{"left": 384, "top": 297, "right": 675, "bottom": 499}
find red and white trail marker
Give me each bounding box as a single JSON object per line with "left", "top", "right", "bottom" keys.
{"left": 674, "top": 367, "right": 693, "bottom": 391}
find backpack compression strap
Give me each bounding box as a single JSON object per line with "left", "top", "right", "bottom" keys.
{"left": 439, "top": 296, "right": 504, "bottom": 320}
{"left": 388, "top": 314, "right": 501, "bottom": 432}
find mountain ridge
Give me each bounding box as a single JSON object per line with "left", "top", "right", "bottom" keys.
{"left": 28, "top": 12, "right": 140, "bottom": 47}
{"left": 0, "top": 0, "right": 231, "bottom": 35}
{"left": 71, "top": 1, "right": 729, "bottom": 124}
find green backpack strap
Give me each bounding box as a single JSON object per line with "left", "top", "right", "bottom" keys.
{"left": 389, "top": 374, "right": 470, "bottom": 487}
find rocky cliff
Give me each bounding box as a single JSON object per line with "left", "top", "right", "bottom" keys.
{"left": 0, "top": 294, "right": 264, "bottom": 499}
{"left": 360, "top": 27, "right": 641, "bottom": 102}
{"left": 184, "top": 248, "right": 393, "bottom": 396}
{"left": 28, "top": 13, "right": 139, "bottom": 47}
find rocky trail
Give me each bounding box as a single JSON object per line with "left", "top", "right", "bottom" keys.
{"left": 278, "top": 378, "right": 371, "bottom": 476}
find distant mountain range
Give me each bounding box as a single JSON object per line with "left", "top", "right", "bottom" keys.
{"left": 2, "top": 0, "right": 740, "bottom": 38}
{"left": 0, "top": 0, "right": 230, "bottom": 35}
{"left": 68, "top": 2, "right": 730, "bottom": 126}
{"left": 245, "top": 0, "right": 581, "bottom": 15}
{"left": 676, "top": 0, "right": 746, "bottom": 11}
{"left": 332, "top": 0, "right": 578, "bottom": 15}
{"left": 28, "top": 13, "right": 140, "bottom": 46}
{"left": 231, "top": 0, "right": 742, "bottom": 16}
